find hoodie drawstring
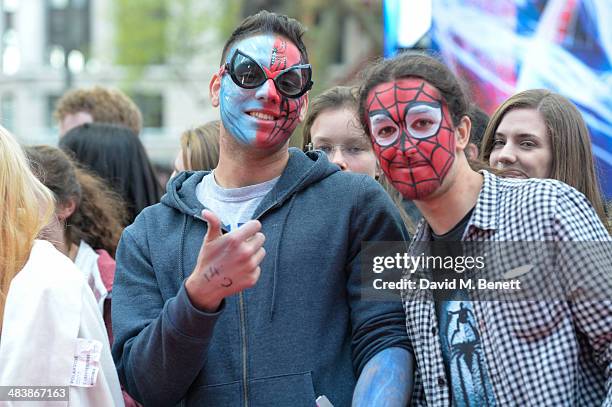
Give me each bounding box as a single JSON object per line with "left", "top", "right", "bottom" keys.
{"left": 269, "top": 194, "right": 297, "bottom": 321}
{"left": 178, "top": 214, "right": 189, "bottom": 282}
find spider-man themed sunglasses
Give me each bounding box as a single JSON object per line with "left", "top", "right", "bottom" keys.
{"left": 220, "top": 50, "right": 313, "bottom": 98}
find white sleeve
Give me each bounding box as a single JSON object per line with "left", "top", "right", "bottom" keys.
{"left": 0, "top": 241, "right": 124, "bottom": 407}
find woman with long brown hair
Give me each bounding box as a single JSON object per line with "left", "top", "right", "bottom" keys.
{"left": 480, "top": 89, "right": 609, "bottom": 230}
{"left": 0, "top": 126, "right": 124, "bottom": 405}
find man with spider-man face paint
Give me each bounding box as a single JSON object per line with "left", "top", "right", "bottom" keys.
{"left": 112, "top": 11, "right": 413, "bottom": 407}
{"left": 217, "top": 34, "right": 309, "bottom": 150}
{"left": 367, "top": 78, "right": 455, "bottom": 200}
{"left": 360, "top": 53, "right": 612, "bottom": 406}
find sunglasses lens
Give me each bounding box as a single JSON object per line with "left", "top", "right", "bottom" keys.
{"left": 232, "top": 53, "right": 265, "bottom": 87}
{"left": 276, "top": 67, "right": 310, "bottom": 96}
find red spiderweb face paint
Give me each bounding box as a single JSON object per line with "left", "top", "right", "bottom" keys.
{"left": 366, "top": 78, "right": 455, "bottom": 200}
{"left": 219, "top": 34, "right": 307, "bottom": 150}
{"left": 253, "top": 36, "right": 306, "bottom": 149}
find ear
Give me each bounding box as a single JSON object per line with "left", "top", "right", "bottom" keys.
{"left": 454, "top": 115, "right": 472, "bottom": 153}
{"left": 56, "top": 198, "right": 77, "bottom": 221}
{"left": 298, "top": 93, "right": 309, "bottom": 122}
{"left": 209, "top": 71, "right": 222, "bottom": 107}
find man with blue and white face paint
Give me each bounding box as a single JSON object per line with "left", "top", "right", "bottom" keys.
{"left": 217, "top": 34, "right": 310, "bottom": 149}
{"left": 112, "top": 11, "right": 413, "bottom": 407}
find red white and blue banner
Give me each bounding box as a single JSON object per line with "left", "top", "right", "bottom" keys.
{"left": 385, "top": 0, "right": 612, "bottom": 197}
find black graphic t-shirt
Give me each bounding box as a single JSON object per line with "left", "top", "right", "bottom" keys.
{"left": 431, "top": 208, "right": 496, "bottom": 406}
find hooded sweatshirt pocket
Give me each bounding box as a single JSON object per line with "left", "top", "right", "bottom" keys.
{"left": 186, "top": 372, "right": 316, "bottom": 407}
{"left": 187, "top": 380, "right": 241, "bottom": 406}
{"left": 249, "top": 371, "right": 316, "bottom": 406}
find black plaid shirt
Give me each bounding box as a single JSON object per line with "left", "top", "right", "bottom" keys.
{"left": 403, "top": 170, "right": 612, "bottom": 406}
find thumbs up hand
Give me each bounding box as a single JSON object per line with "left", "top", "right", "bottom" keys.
{"left": 185, "top": 210, "right": 266, "bottom": 312}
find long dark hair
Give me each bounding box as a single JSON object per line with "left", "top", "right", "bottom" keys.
{"left": 359, "top": 52, "right": 470, "bottom": 130}
{"left": 59, "top": 123, "right": 162, "bottom": 223}
{"left": 25, "top": 145, "right": 128, "bottom": 257}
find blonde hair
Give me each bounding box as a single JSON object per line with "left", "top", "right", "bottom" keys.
{"left": 0, "top": 126, "right": 55, "bottom": 329}
{"left": 180, "top": 121, "right": 220, "bottom": 171}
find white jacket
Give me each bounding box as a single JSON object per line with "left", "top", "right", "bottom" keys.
{"left": 0, "top": 240, "right": 124, "bottom": 406}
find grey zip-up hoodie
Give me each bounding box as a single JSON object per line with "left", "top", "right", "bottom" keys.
{"left": 112, "top": 148, "right": 410, "bottom": 407}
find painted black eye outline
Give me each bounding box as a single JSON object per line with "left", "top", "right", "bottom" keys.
{"left": 226, "top": 50, "right": 313, "bottom": 98}
{"left": 368, "top": 113, "right": 399, "bottom": 146}
{"left": 404, "top": 102, "right": 442, "bottom": 139}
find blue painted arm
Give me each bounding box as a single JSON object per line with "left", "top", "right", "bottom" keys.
{"left": 352, "top": 347, "right": 414, "bottom": 407}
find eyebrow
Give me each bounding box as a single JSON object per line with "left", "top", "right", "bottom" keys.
{"left": 368, "top": 109, "right": 393, "bottom": 120}
{"left": 313, "top": 135, "right": 369, "bottom": 144}
{"left": 409, "top": 107, "right": 433, "bottom": 114}
{"left": 495, "top": 131, "right": 540, "bottom": 138}
{"left": 407, "top": 101, "right": 440, "bottom": 112}
{"left": 408, "top": 106, "right": 440, "bottom": 115}
{"left": 236, "top": 48, "right": 306, "bottom": 70}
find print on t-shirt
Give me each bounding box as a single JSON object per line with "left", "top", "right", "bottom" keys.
{"left": 438, "top": 294, "right": 496, "bottom": 406}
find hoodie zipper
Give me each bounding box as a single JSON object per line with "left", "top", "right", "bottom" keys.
{"left": 238, "top": 204, "right": 280, "bottom": 407}
{"left": 196, "top": 202, "right": 280, "bottom": 407}
{"left": 239, "top": 292, "right": 249, "bottom": 407}
{"left": 193, "top": 211, "right": 251, "bottom": 405}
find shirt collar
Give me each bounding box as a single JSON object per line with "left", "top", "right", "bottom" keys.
{"left": 413, "top": 169, "right": 499, "bottom": 242}
{"left": 469, "top": 170, "right": 499, "bottom": 232}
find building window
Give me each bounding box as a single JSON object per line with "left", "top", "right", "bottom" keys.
{"left": 45, "top": 0, "right": 91, "bottom": 67}
{"left": 2, "top": 3, "right": 20, "bottom": 75}
{"left": 132, "top": 92, "right": 164, "bottom": 129}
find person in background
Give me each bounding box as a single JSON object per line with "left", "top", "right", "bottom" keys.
{"left": 480, "top": 88, "right": 609, "bottom": 230}
{"left": 302, "top": 86, "right": 379, "bottom": 177}
{"left": 25, "top": 145, "right": 128, "bottom": 333}
{"left": 59, "top": 123, "right": 163, "bottom": 224}
{"left": 359, "top": 52, "right": 611, "bottom": 406}
{"left": 173, "top": 120, "right": 221, "bottom": 176}
{"left": 153, "top": 162, "right": 174, "bottom": 191}
{"left": 464, "top": 103, "right": 489, "bottom": 160}
{"left": 302, "top": 86, "right": 414, "bottom": 232}
{"left": 54, "top": 86, "right": 143, "bottom": 137}
{"left": 0, "top": 125, "right": 124, "bottom": 406}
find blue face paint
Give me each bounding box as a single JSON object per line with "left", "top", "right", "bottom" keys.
{"left": 352, "top": 347, "right": 414, "bottom": 406}
{"left": 219, "top": 34, "right": 306, "bottom": 149}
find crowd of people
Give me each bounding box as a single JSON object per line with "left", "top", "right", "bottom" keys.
{"left": 0, "top": 10, "right": 610, "bottom": 407}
